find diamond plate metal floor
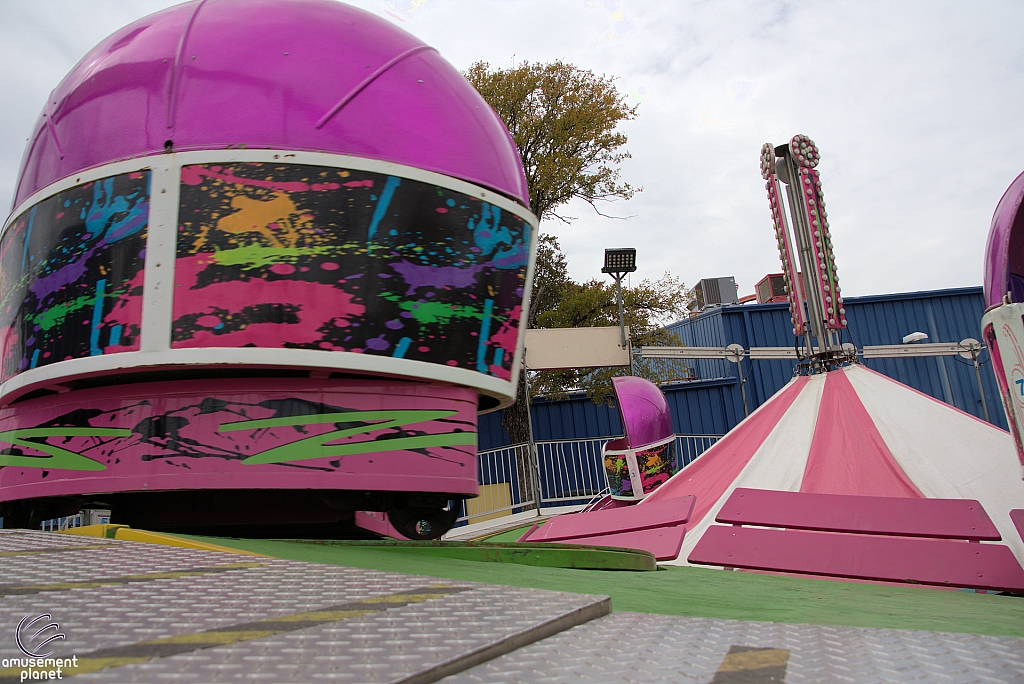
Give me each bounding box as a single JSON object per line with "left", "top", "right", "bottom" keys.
{"left": 4, "top": 529, "right": 1024, "bottom": 683}
{"left": 442, "top": 611, "right": 1024, "bottom": 684}
{"left": 0, "top": 530, "right": 608, "bottom": 683}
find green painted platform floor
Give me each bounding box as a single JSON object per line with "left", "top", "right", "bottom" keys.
{"left": 188, "top": 528, "right": 1024, "bottom": 639}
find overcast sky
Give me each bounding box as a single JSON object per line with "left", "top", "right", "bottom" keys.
{"left": 2, "top": 0, "right": 1022, "bottom": 298}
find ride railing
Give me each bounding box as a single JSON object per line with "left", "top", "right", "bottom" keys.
{"left": 453, "top": 443, "right": 536, "bottom": 526}
{"left": 535, "top": 438, "right": 607, "bottom": 508}
{"left": 673, "top": 434, "right": 722, "bottom": 469}
{"left": 453, "top": 433, "right": 723, "bottom": 527}
{"left": 535, "top": 434, "right": 722, "bottom": 508}
{"left": 39, "top": 514, "right": 84, "bottom": 532}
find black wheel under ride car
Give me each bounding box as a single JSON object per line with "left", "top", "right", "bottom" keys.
{"left": 387, "top": 506, "right": 458, "bottom": 540}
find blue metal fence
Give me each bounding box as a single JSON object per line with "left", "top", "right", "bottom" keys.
{"left": 536, "top": 438, "right": 606, "bottom": 506}
{"left": 453, "top": 443, "right": 535, "bottom": 525}
{"left": 535, "top": 433, "right": 722, "bottom": 508}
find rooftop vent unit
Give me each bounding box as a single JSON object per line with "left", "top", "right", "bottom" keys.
{"left": 755, "top": 273, "right": 790, "bottom": 304}
{"left": 689, "top": 276, "right": 738, "bottom": 313}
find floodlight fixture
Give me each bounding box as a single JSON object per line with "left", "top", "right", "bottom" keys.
{"left": 602, "top": 248, "right": 637, "bottom": 275}
{"left": 602, "top": 248, "right": 637, "bottom": 362}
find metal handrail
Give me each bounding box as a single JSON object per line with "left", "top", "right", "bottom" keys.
{"left": 452, "top": 432, "right": 724, "bottom": 524}
{"left": 453, "top": 443, "right": 535, "bottom": 525}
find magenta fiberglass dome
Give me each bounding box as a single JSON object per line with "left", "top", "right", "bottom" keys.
{"left": 611, "top": 376, "right": 674, "bottom": 449}
{"left": 984, "top": 169, "right": 1024, "bottom": 308}
{"left": 12, "top": 0, "right": 529, "bottom": 211}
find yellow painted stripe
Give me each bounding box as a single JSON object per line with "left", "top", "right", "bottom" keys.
{"left": 270, "top": 609, "right": 374, "bottom": 622}
{"left": 153, "top": 630, "right": 279, "bottom": 645}
{"left": 17, "top": 562, "right": 264, "bottom": 587}
{"left": 112, "top": 528, "right": 267, "bottom": 556}
{"left": 59, "top": 525, "right": 267, "bottom": 556}
{"left": 68, "top": 658, "right": 148, "bottom": 674}
{"left": 1, "top": 562, "right": 266, "bottom": 595}
{"left": 59, "top": 524, "right": 129, "bottom": 539}
{"left": 361, "top": 592, "right": 453, "bottom": 604}
{"left": 0, "top": 543, "right": 112, "bottom": 557}
{"left": 716, "top": 648, "right": 790, "bottom": 673}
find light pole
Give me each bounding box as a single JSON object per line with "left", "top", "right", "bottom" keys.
{"left": 602, "top": 248, "right": 637, "bottom": 372}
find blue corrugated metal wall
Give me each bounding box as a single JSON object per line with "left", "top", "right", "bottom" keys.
{"left": 664, "top": 286, "right": 1004, "bottom": 429}
{"left": 479, "top": 286, "right": 1004, "bottom": 449}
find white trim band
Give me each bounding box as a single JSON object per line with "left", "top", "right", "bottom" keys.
{"left": 0, "top": 149, "right": 538, "bottom": 408}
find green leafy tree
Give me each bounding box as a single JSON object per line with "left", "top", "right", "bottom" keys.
{"left": 465, "top": 60, "right": 640, "bottom": 445}
{"left": 464, "top": 60, "right": 639, "bottom": 222}
{"left": 527, "top": 234, "right": 572, "bottom": 327}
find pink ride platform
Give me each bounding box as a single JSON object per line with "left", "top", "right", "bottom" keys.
{"left": 715, "top": 488, "right": 1002, "bottom": 540}
{"left": 519, "top": 495, "right": 694, "bottom": 561}
{"left": 641, "top": 365, "right": 1024, "bottom": 569}
{"left": 557, "top": 527, "right": 687, "bottom": 562}
{"left": 689, "top": 488, "right": 1024, "bottom": 592}
{"left": 516, "top": 378, "right": 688, "bottom": 558}
{"left": 522, "top": 496, "right": 694, "bottom": 543}
{"left": 691, "top": 524, "right": 1024, "bottom": 593}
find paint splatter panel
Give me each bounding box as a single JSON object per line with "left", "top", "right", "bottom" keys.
{"left": 0, "top": 378, "right": 479, "bottom": 497}
{"left": 637, "top": 440, "right": 676, "bottom": 495}
{"left": 0, "top": 172, "right": 149, "bottom": 382}
{"left": 173, "top": 163, "right": 531, "bottom": 380}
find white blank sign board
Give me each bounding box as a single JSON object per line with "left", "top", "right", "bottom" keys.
{"left": 524, "top": 326, "right": 630, "bottom": 370}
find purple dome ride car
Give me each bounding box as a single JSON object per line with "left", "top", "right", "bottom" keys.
{"left": 0, "top": 0, "right": 537, "bottom": 537}
{"left": 981, "top": 170, "right": 1024, "bottom": 479}
{"left": 602, "top": 376, "right": 679, "bottom": 501}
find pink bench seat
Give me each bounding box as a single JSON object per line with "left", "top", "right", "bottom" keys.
{"left": 1011, "top": 510, "right": 1024, "bottom": 543}
{"left": 688, "top": 488, "right": 1024, "bottom": 593}
{"left": 690, "top": 525, "right": 1024, "bottom": 592}
{"left": 715, "top": 488, "right": 1001, "bottom": 540}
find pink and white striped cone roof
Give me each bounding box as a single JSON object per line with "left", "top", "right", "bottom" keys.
{"left": 643, "top": 364, "right": 1024, "bottom": 566}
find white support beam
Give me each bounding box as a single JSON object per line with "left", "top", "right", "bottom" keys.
{"left": 643, "top": 343, "right": 973, "bottom": 361}
{"left": 642, "top": 346, "right": 803, "bottom": 360}
{"left": 748, "top": 347, "right": 801, "bottom": 360}
{"left": 640, "top": 346, "right": 736, "bottom": 360}
{"left": 861, "top": 343, "right": 966, "bottom": 358}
